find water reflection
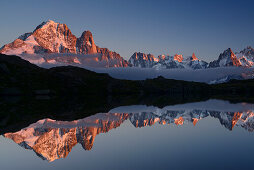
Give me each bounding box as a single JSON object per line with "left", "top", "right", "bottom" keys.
{"left": 3, "top": 100, "right": 254, "bottom": 162}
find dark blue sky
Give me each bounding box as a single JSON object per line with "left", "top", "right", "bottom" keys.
{"left": 1, "top": 0, "right": 253, "bottom": 61}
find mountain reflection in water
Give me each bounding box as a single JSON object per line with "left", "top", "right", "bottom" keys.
{"left": 3, "top": 100, "right": 254, "bottom": 162}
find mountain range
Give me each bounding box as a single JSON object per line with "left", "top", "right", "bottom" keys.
{"left": 2, "top": 52, "right": 254, "bottom": 97}
{"left": 0, "top": 20, "right": 128, "bottom": 67}
{"left": 129, "top": 47, "right": 254, "bottom": 69}
{"left": 4, "top": 108, "right": 254, "bottom": 162}
{"left": 0, "top": 20, "right": 254, "bottom": 70}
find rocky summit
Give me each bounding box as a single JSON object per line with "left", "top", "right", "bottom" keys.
{"left": 0, "top": 20, "right": 128, "bottom": 67}
{"left": 130, "top": 47, "right": 254, "bottom": 70}
{"left": 0, "top": 20, "right": 253, "bottom": 70}
{"left": 129, "top": 52, "right": 208, "bottom": 69}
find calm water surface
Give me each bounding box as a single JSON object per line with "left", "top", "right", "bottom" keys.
{"left": 1, "top": 100, "right": 254, "bottom": 170}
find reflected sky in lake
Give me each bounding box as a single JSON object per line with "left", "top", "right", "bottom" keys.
{"left": 1, "top": 100, "right": 254, "bottom": 170}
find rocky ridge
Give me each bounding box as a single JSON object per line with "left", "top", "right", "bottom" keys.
{"left": 0, "top": 20, "right": 128, "bottom": 67}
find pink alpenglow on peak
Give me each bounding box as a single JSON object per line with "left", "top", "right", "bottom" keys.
{"left": 1, "top": 20, "right": 253, "bottom": 70}
{"left": 191, "top": 53, "right": 198, "bottom": 61}
{"left": 0, "top": 20, "right": 129, "bottom": 68}
{"left": 129, "top": 52, "right": 208, "bottom": 69}
{"left": 174, "top": 54, "right": 183, "bottom": 62}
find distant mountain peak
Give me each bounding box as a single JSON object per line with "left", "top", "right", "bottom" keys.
{"left": 221, "top": 48, "right": 241, "bottom": 66}
{"left": 219, "top": 48, "right": 235, "bottom": 59}
{"left": 128, "top": 52, "right": 158, "bottom": 68}
{"left": 173, "top": 54, "right": 183, "bottom": 62}
{"left": 1, "top": 20, "right": 253, "bottom": 70}
{"left": 246, "top": 46, "right": 253, "bottom": 50}
{"left": 209, "top": 48, "right": 245, "bottom": 68}
{"left": 34, "top": 20, "right": 60, "bottom": 31}
{"left": 0, "top": 20, "right": 128, "bottom": 67}
{"left": 226, "top": 47, "right": 233, "bottom": 52}
{"left": 191, "top": 53, "right": 198, "bottom": 61}
{"left": 238, "top": 46, "right": 254, "bottom": 58}
{"left": 77, "top": 30, "right": 97, "bottom": 54}
{"left": 81, "top": 30, "right": 92, "bottom": 35}
{"left": 129, "top": 52, "right": 208, "bottom": 69}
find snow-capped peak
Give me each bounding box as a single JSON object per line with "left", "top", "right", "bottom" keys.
{"left": 191, "top": 53, "right": 198, "bottom": 61}
{"left": 129, "top": 52, "right": 208, "bottom": 69}
{"left": 209, "top": 48, "right": 241, "bottom": 67}
{"left": 237, "top": 46, "right": 254, "bottom": 58}
{"left": 1, "top": 20, "right": 253, "bottom": 70}
{"left": 76, "top": 30, "right": 97, "bottom": 54}
{"left": 219, "top": 48, "right": 235, "bottom": 59}
{"left": 0, "top": 20, "right": 129, "bottom": 67}
{"left": 128, "top": 52, "right": 158, "bottom": 68}
{"left": 173, "top": 54, "right": 183, "bottom": 62}
{"left": 33, "top": 20, "right": 60, "bottom": 32}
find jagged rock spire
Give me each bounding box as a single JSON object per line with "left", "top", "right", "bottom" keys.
{"left": 191, "top": 53, "right": 198, "bottom": 60}
{"left": 174, "top": 54, "right": 183, "bottom": 62}
{"left": 0, "top": 20, "right": 129, "bottom": 67}
{"left": 76, "top": 30, "right": 97, "bottom": 54}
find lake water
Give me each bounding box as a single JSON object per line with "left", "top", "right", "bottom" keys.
{"left": 1, "top": 99, "right": 254, "bottom": 170}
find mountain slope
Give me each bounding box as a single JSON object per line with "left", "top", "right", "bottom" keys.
{"left": 236, "top": 46, "right": 254, "bottom": 67}
{"left": 129, "top": 47, "right": 253, "bottom": 71}
{"left": 209, "top": 48, "right": 241, "bottom": 67}
{"left": 0, "top": 20, "right": 128, "bottom": 67}
{"left": 129, "top": 52, "right": 208, "bottom": 69}
{"left": 0, "top": 53, "right": 212, "bottom": 96}
{"left": 1, "top": 20, "right": 253, "bottom": 70}
{"left": 209, "top": 47, "right": 254, "bottom": 68}
{"left": 128, "top": 52, "right": 158, "bottom": 68}
{"left": 183, "top": 53, "right": 208, "bottom": 69}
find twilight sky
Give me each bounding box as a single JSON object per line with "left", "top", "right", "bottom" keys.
{"left": 0, "top": 0, "right": 253, "bottom": 61}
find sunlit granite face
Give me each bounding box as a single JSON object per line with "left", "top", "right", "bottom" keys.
{"left": 3, "top": 101, "right": 254, "bottom": 162}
